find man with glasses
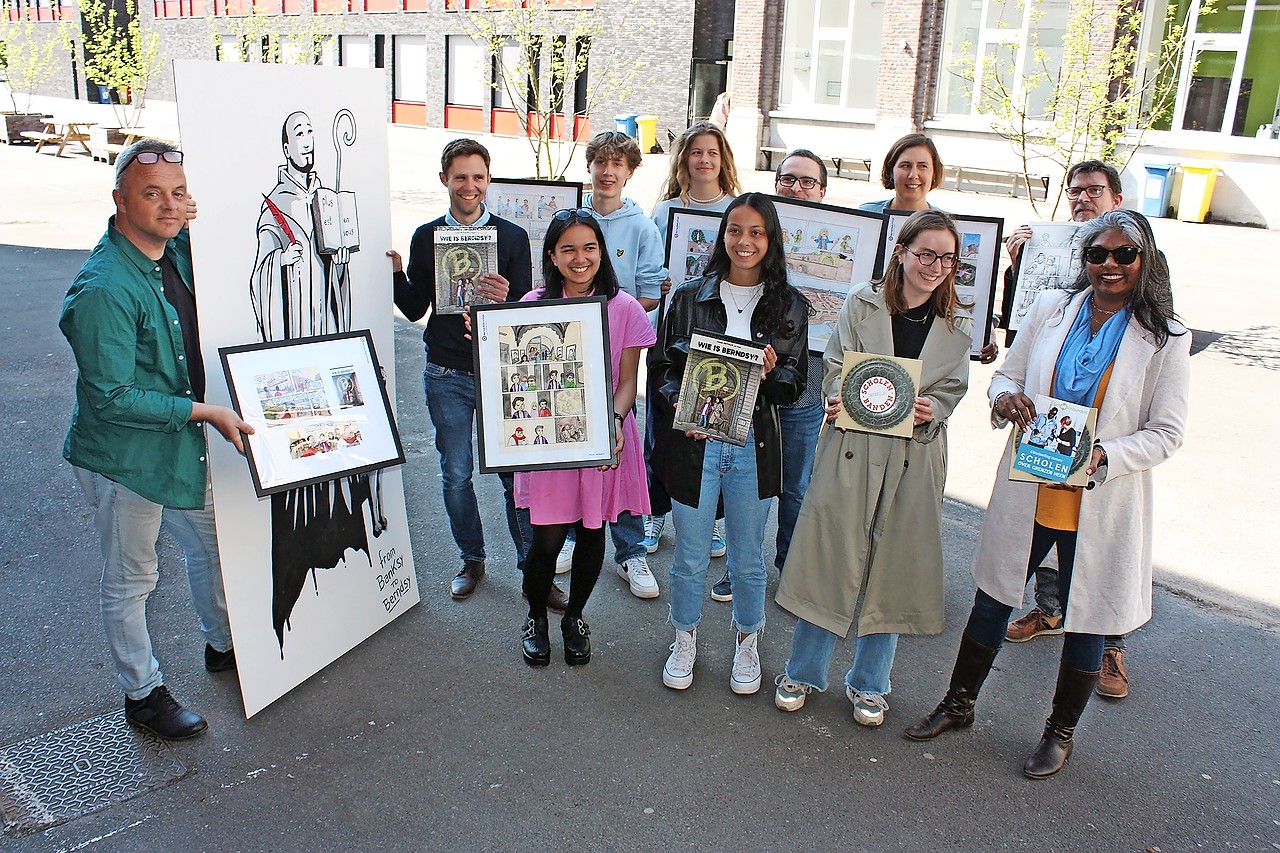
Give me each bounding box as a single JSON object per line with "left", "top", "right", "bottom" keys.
{"left": 997, "top": 159, "right": 1132, "bottom": 700}
{"left": 389, "top": 139, "right": 563, "bottom": 611}
{"left": 763, "top": 150, "right": 830, "bottom": 593}
{"left": 60, "top": 139, "right": 253, "bottom": 739}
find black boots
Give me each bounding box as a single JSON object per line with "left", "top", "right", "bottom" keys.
{"left": 904, "top": 633, "right": 999, "bottom": 740}
{"left": 561, "top": 615, "right": 591, "bottom": 666}
{"left": 1023, "top": 662, "right": 1100, "bottom": 779}
{"left": 521, "top": 616, "right": 550, "bottom": 667}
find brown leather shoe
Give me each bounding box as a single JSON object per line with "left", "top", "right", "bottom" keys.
{"left": 523, "top": 582, "right": 569, "bottom": 613}
{"left": 1096, "top": 648, "right": 1129, "bottom": 699}
{"left": 1006, "top": 608, "right": 1064, "bottom": 643}
{"left": 451, "top": 560, "right": 485, "bottom": 599}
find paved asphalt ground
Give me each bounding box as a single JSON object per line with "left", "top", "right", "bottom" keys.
{"left": 1, "top": 119, "right": 1277, "bottom": 852}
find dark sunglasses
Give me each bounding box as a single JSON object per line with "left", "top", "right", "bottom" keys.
{"left": 552, "top": 207, "right": 596, "bottom": 222}
{"left": 1083, "top": 245, "right": 1141, "bottom": 266}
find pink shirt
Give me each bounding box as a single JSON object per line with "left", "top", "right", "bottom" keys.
{"left": 515, "top": 290, "right": 657, "bottom": 526}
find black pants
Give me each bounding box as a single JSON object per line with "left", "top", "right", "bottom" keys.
{"left": 524, "top": 521, "right": 605, "bottom": 621}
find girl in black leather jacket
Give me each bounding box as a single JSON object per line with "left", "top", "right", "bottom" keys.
{"left": 650, "top": 193, "right": 808, "bottom": 696}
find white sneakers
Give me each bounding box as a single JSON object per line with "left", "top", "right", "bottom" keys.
{"left": 774, "top": 673, "right": 811, "bottom": 711}
{"left": 642, "top": 514, "right": 666, "bottom": 554}
{"left": 663, "top": 629, "right": 697, "bottom": 689}
{"left": 846, "top": 684, "right": 890, "bottom": 726}
{"left": 731, "top": 632, "right": 762, "bottom": 695}
{"left": 555, "top": 538, "right": 574, "bottom": 574}
{"left": 618, "top": 556, "right": 659, "bottom": 599}
{"left": 663, "top": 629, "right": 761, "bottom": 695}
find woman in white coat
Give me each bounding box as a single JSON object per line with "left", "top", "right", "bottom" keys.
{"left": 904, "top": 210, "right": 1191, "bottom": 779}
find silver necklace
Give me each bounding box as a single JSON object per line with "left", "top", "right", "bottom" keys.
{"left": 899, "top": 305, "right": 933, "bottom": 324}
{"left": 725, "top": 283, "right": 763, "bottom": 314}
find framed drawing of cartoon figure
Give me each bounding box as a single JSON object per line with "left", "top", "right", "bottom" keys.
{"left": 472, "top": 296, "right": 616, "bottom": 473}
{"left": 486, "top": 178, "right": 584, "bottom": 289}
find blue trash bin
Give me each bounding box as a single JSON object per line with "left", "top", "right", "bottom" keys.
{"left": 1142, "top": 163, "right": 1177, "bottom": 218}
{"left": 613, "top": 114, "right": 639, "bottom": 137}
{"left": 97, "top": 85, "right": 111, "bottom": 104}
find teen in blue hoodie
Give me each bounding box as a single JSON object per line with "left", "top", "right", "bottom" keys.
{"left": 556, "top": 131, "right": 668, "bottom": 599}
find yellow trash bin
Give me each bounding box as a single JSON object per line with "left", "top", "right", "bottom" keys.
{"left": 636, "top": 115, "right": 659, "bottom": 153}
{"left": 1176, "top": 162, "right": 1218, "bottom": 223}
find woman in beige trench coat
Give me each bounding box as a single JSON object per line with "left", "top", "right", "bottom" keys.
{"left": 773, "top": 211, "right": 972, "bottom": 727}
{"left": 905, "top": 210, "right": 1191, "bottom": 779}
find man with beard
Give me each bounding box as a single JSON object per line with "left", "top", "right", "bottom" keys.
{"left": 250, "top": 111, "right": 379, "bottom": 652}
{"left": 251, "top": 111, "right": 352, "bottom": 341}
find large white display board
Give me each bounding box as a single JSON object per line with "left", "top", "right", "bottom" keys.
{"left": 174, "top": 60, "right": 419, "bottom": 717}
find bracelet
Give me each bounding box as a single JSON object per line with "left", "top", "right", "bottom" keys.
{"left": 993, "top": 391, "right": 1011, "bottom": 412}
{"left": 614, "top": 412, "right": 625, "bottom": 423}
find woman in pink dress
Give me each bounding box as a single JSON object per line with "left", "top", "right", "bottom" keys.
{"left": 517, "top": 209, "right": 656, "bottom": 667}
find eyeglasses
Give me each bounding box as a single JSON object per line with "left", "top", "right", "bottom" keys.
{"left": 1065, "top": 184, "right": 1109, "bottom": 200}
{"left": 125, "top": 150, "right": 184, "bottom": 169}
{"left": 552, "top": 207, "right": 596, "bottom": 222}
{"left": 776, "top": 175, "right": 822, "bottom": 190}
{"left": 1083, "top": 245, "right": 1141, "bottom": 265}
{"left": 907, "top": 249, "right": 958, "bottom": 269}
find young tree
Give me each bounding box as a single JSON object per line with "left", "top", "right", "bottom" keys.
{"left": 207, "top": 11, "right": 343, "bottom": 65}
{"left": 0, "top": 16, "right": 75, "bottom": 114}
{"left": 460, "top": 0, "right": 651, "bottom": 179}
{"left": 79, "top": 0, "right": 162, "bottom": 127}
{"left": 947, "top": 0, "right": 1198, "bottom": 218}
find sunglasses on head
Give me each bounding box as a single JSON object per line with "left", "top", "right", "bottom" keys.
{"left": 552, "top": 207, "right": 596, "bottom": 222}
{"left": 1083, "top": 245, "right": 1141, "bottom": 265}
{"left": 127, "top": 150, "right": 184, "bottom": 168}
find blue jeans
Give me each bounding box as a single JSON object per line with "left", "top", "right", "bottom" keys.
{"left": 775, "top": 399, "right": 825, "bottom": 571}
{"left": 1032, "top": 561, "right": 1126, "bottom": 650}
{"left": 668, "top": 430, "right": 770, "bottom": 634}
{"left": 785, "top": 620, "right": 898, "bottom": 695}
{"left": 75, "top": 467, "right": 231, "bottom": 700}
{"left": 966, "top": 523, "right": 1105, "bottom": 671}
{"left": 424, "top": 362, "right": 532, "bottom": 569}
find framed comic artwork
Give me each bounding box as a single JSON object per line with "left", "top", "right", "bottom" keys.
{"left": 486, "top": 178, "right": 584, "bottom": 289}
{"left": 672, "top": 331, "right": 766, "bottom": 446}
{"left": 1008, "top": 222, "right": 1083, "bottom": 331}
{"left": 877, "top": 209, "right": 1005, "bottom": 360}
{"left": 219, "top": 330, "right": 406, "bottom": 497}
{"left": 472, "top": 296, "right": 616, "bottom": 474}
{"left": 662, "top": 207, "right": 725, "bottom": 313}
{"left": 770, "top": 196, "right": 885, "bottom": 353}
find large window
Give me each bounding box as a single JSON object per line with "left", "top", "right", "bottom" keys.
{"left": 446, "top": 34, "right": 486, "bottom": 107}
{"left": 1139, "top": 0, "right": 1280, "bottom": 136}
{"left": 936, "top": 0, "right": 1070, "bottom": 117}
{"left": 779, "top": 0, "right": 882, "bottom": 111}
{"left": 393, "top": 35, "right": 427, "bottom": 103}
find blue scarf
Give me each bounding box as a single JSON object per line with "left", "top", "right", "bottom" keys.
{"left": 1053, "top": 297, "right": 1129, "bottom": 406}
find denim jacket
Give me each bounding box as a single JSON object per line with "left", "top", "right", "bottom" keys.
{"left": 60, "top": 220, "right": 208, "bottom": 509}
{"left": 650, "top": 274, "right": 809, "bottom": 507}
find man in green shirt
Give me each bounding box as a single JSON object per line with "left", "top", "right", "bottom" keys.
{"left": 61, "top": 139, "right": 253, "bottom": 740}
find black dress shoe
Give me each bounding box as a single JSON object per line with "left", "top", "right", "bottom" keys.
{"left": 124, "top": 685, "right": 208, "bottom": 740}
{"left": 205, "top": 644, "right": 236, "bottom": 673}
{"left": 521, "top": 617, "right": 550, "bottom": 667}
{"left": 562, "top": 615, "right": 591, "bottom": 666}
{"left": 451, "top": 560, "right": 485, "bottom": 599}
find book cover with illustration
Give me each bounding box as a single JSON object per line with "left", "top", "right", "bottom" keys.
{"left": 1008, "top": 394, "right": 1097, "bottom": 485}
{"left": 433, "top": 225, "right": 499, "bottom": 315}
{"left": 673, "top": 331, "right": 766, "bottom": 447}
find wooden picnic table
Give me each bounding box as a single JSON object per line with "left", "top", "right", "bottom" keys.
{"left": 22, "top": 120, "right": 96, "bottom": 157}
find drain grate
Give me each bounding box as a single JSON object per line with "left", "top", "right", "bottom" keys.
{"left": 1, "top": 710, "right": 191, "bottom": 836}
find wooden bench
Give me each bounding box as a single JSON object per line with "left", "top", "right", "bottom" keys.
{"left": 760, "top": 146, "right": 873, "bottom": 182}
{"left": 24, "top": 120, "right": 95, "bottom": 157}
{"left": 20, "top": 131, "right": 63, "bottom": 146}
{"left": 944, "top": 164, "right": 1049, "bottom": 201}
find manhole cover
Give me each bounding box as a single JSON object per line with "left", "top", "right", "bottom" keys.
{"left": 1, "top": 710, "right": 191, "bottom": 836}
